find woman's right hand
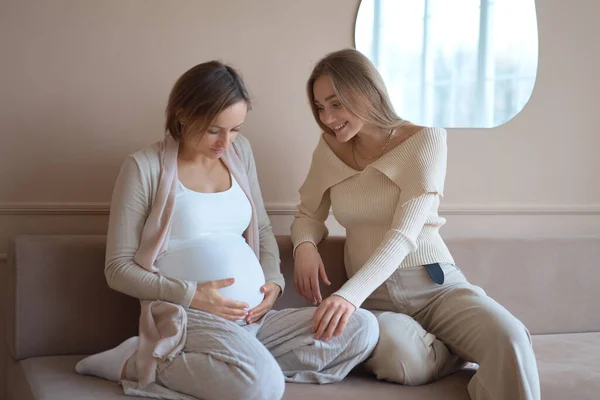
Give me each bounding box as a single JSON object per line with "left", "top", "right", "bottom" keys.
{"left": 189, "top": 278, "right": 249, "bottom": 321}
{"left": 294, "top": 242, "right": 331, "bottom": 305}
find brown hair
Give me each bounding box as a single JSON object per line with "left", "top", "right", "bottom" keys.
{"left": 306, "top": 48, "right": 403, "bottom": 135}
{"left": 165, "top": 61, "right": 251, "bottom": 140}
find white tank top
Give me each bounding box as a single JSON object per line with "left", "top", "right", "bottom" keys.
{"left": 156, "top": 173, "right": 266, "bottom": 310}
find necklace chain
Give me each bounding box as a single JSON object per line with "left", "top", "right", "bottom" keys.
{"left": 352, "top": 128, "right": 396, "bottom": 170}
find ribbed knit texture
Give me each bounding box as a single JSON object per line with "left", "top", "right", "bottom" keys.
{"left": 291, "top": 128, "right": 454, "bottom": 308}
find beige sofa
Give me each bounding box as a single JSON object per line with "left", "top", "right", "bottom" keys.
{"left": 4, "top": 234, "right": 600, "bottom": 399}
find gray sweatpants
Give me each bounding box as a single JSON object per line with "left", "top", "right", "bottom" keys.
{"left": 362, "top": 263, "right": 540, "bottom": 400}
{"left": 134, "top": 307, "right": 378, "bottom": 400}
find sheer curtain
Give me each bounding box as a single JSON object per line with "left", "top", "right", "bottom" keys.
{"left": 355, "top": 0, "right": 538, "bottom": 128}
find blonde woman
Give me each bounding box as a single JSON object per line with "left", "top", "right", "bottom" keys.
{"left": 292, "top": 49, "right": 540, "bottom": 400}
{"left": 75, "top": 60, "right": 379, "bottom": 400}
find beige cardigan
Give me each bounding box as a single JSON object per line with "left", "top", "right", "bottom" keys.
{"left": 104, "top": 134, "right": 284, "bottom": 387}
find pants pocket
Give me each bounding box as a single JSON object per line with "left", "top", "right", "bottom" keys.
{"left": 440, "top": 263, "right": 468, "bottom": 285}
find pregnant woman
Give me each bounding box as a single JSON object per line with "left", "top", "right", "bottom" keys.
{"left": 75, "top": 60, "right": 379, "bottom": 400}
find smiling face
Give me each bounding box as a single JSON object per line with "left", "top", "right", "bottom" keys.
{"left": 307, "top": 49, "right": 406, "bottom": 144}
{"left": 181, "top": 101, "right": 247, "bottom": 159}
{"left": 312, "top": 75, "right": 365, "bottom": 143}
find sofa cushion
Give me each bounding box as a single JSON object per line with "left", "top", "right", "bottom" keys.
{"left": 446, "top": 237, "right": 600, "bottom": 335}
{"left": 15, "top": 333, "right": 600, "bottom": 400}
{"left": 277, "top": 236, "right": 600, "bottom": 335}
{"left": 8, "top": 234, "right": 600, "bottom": 361}
{"left": 18, "top": 356, "right": 135, "bottom": 400}
{"left": 17, "top": 355, "right": 473, "bottom": 400}
{"left": 533, "top": 332, "right": 600, "bottom": 399}
{"left": 285, "top": 371, "right": 473, "bottom": 399}
{"left": 5, "top": 235, "right": 326, "bottom": 360}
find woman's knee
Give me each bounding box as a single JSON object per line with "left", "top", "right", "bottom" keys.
{"left": 225, "top": 351, "right": 285, "bottom": 400}
{"left": 159, "top": 350, "right": 285, "bottom": 400}
{"left": 244, "top": 362, "right": 286, "bottom": 400}
{"left": 488, "top": 313, "right": 533, "bottom": 355}
{"left": 366, "top": 313, "right": 451, "bottom": 386}
{"left": 367, "top": 336, "right": 440, "bottom": 385}
{"left": 347, "top": 308, "right": 380, "bottom": 352}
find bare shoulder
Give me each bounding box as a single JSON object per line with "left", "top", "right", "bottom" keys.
{"left": 393, "top": 123, "right": 428, "bottom": 143}
{"left": 387, "top": 124, "right": 439, "bottom": 151}
{"left": 404, "top": 124, "right": 430, "bottom": 135}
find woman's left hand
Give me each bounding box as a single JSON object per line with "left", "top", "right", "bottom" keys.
{"left": 246, "top": 282, "right": 281, "bottom": 324}
{"left": 312, "top": 295, "right": 356, "bottom": 341}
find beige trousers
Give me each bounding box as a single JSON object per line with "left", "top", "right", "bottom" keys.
{"left": 362, "top": 263, "right": 541, "bottom": 400}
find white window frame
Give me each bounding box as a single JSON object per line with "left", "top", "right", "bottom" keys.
{"left": 370, "top": 0, "right": 536, "bottom": 127}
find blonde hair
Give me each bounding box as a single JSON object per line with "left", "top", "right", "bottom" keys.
{"left": 165, "top": 61, "right": 251, "bottom": 141}
{"left": 306, "top": 48, "right": 403, "bottom": 135}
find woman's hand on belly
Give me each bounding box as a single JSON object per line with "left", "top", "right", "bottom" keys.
{"left": 245, "top": 282, "right": 281, "bottom": 324}
{"left": 190, "top": 278, "right": 249, "bottom": 321}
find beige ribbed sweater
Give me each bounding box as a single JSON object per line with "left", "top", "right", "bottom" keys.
{"left": 291, "top": 127, "right": 454, "bottom": 308}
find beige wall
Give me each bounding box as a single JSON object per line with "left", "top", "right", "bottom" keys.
{"left": 0, "top": 1, "right": 599, "bottom": 395}
{"left": 1, "top": 0, "right": 600, "bottom": 254}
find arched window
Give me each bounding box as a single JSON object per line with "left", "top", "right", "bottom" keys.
{"left": 355, "top": 0, "right": 539, "bottom": 128}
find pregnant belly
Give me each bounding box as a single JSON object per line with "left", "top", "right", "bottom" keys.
{"left": 156, "top": 237, "right": 266, "bottom": 310}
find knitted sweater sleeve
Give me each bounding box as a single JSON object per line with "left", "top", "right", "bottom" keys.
{"left": 290, "top": 138, "right": 335, "bottom": 253}
{"left": 334, "top": 129, "right": 448, "bottom": 308}
{"left": 104, "top": 155, "right": 196, "bottom": 306}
